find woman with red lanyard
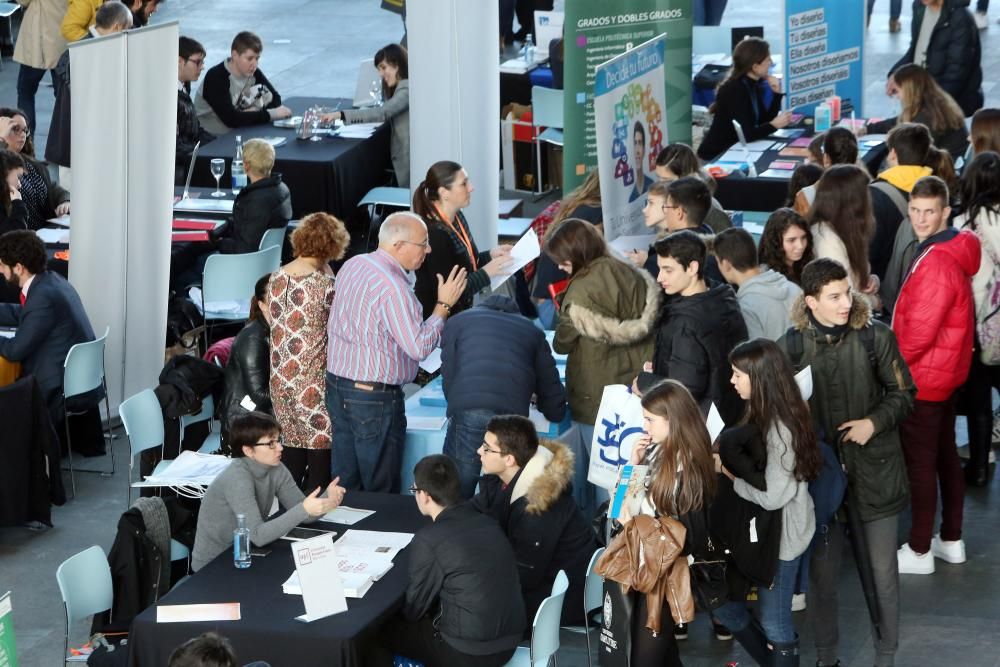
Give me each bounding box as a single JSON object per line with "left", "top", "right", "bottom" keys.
{"left": 412, "top": 161, "right": 514, "bottom": 318}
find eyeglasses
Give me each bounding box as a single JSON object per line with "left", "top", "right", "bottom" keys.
{"left": 478, "top": 441, "right": 502, "bottom": 455}
{"left": 252, "top": 438, "right": 282, "bottom": 449}
{"left": 8, "top": 126, "right": 29, "bottom": 138}
{"left": 408, "top": 485, "right": 422, "bottom": 494}
{"left": 186, "top": 57, "right": 205, "bottom": 67}
{"left": 399, "top": 238, "right": 430, "bottom": 249}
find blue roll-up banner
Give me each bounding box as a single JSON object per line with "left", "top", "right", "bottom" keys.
{"left": 784, "top": 0, "right": 865, "bottom": 116}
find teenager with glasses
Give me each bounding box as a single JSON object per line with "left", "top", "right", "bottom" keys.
{"left": 190, "top": 412, "right": 346, "bottom": 572}
{"left": 176, "top": 36, "right": 216, "bottom": 184}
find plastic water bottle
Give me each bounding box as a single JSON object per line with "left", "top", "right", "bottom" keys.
{"left": 814, "top": 103, "right": 832, "bottom": 133}
{"left": 524, "top": 34, "right": 535, "bottom": 65}
{"left": 231, "top": 136, "right": 247, "bottom": 194}
{"left": 234, "top": 514, "right": 251, "bottom": 569}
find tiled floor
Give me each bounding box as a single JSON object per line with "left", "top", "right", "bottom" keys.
{"left": 3, "top": 1, "right": 1000, "bottom": 665}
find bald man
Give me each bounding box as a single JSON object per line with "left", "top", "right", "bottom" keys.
{"left": 325, "top": 213, "right": 467, "bottom": 492}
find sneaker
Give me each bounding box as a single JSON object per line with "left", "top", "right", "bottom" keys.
{"left": 897, "top": 543, "right": 935, "bottom": 574}
{"left": 673, "top": 622, "right": 688, "bottom": 640}
{"left": 713, "top": 621, "right": 733, "bottom": 641}
{"left": 889, "top": 18, "right": 901, "bottom": 32}
{"left": 976, "top": 10, "right": 989, "bottom": 29}
{"left": 791, "top": 592, "right": 807, "bottom": 612}
{"left": 931, "top": 535, "right": 967, "bottom": 563}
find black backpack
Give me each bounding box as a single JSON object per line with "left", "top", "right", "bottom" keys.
{"left": 165, "top": 293, "right": 203, "bottom": 349}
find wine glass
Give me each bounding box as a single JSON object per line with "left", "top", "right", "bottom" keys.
{"left": 308, "top": 105, "right": 323, "bottom": 142}
{"left": 210, "top": 158, "right": 226, "bottom": 197}
{"left": 369, "top": 79, "right": 382, "bottom": 106}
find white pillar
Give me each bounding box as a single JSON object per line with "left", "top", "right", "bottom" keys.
{"left": 407, "top": 0, "right": 500, "bottom": 247}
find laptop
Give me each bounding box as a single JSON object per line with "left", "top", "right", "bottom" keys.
{"left": 174, "top": 141, "right": 235, "bottom": 214}
{"left": 181, "top": 141, "right": 200, "bottom": 201}
{"left": 353, "top": 58, "right": 381, "bottom": 108}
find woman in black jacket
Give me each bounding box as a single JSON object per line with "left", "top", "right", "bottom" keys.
{"left": 697, "top": 38, "right": 793, "bottom": 161}
{"left": 220, "top": 275, "right": 272, "bottom": 451}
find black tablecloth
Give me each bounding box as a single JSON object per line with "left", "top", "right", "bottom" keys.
{"left": 128, "top": 491, "right": 429, "bottom": 667}
{"left": 713, "top": 133, "right": 888, "bottom": 213}
{"left": 192, "top": 97, "right": 392, "bottom": 220}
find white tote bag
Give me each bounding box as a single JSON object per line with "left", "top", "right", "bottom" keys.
{"left": 587, "top": 385, "right": 646, "bottom": 490}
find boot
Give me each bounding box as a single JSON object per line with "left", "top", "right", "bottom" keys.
{"left": 731, "top": 620, "right": 770, "bottom": 666}
{"left": 771, "top": 637, "right": 801, "bottom": 666}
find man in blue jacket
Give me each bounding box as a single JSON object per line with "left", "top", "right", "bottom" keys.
{"left": 0, "top": 230, "right": 96, "bottom": 431}
{"left": 440, "top": 294, "right": 566, "bottom": 497}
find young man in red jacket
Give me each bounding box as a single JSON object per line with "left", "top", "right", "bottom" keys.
{"left": 891, "top": 175, "right": 980, "bottom": 575}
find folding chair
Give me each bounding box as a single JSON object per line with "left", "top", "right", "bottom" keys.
{"left": 503, "top": 570, "right": 569, "bottom": 667}
{"left": 198, "top": 246, "right": 281, "bottom": 350}
{"left": 119, "top": 389, "right": 172, "bottom": 507}
{"left": 56, "top": 545, "right": 112, "bottom": 664}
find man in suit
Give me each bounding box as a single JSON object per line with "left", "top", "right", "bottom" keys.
{"left": 0, "top": 230, "right": 98, "bottom": 442}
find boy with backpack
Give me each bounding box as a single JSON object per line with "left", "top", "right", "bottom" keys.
{"left": 778, "top": 257, "right": 916, "bottom": 667}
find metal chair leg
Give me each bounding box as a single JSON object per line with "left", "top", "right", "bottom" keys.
{"left": 63, "top": 414, "right": 76, "bottom": 500}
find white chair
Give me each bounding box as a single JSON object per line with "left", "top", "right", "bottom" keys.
{"left": 199, "top": 246, "right": 281, "bottom": 349}
{"left": 530, "top": 85, "right": 564, "bottom": 197}
{"left": 259, "top": 226, "right": 286, "bottom": 252}
{"left": 180, "top": 394, "right": 221, "bottom": 454}
{"left": 61, "top": 327, "right": 115, "bottom": 498}
{"left": 359, "top": 186, "right": 411, "bottom": 251}
{"left": 120, "top": 389, "right": 172, "bottom": 507}
{"left": 56, "top": 545, "right": 112, "bottom": 664}
{"left": 561, "top": 548, "right": 606, "bottom": 667}
{"left": 504, "top": 570, "right": 569, "bottom": 667}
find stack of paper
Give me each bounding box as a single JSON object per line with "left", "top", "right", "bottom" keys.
{"left": 282, "top": 545, "right": 397, "bottom": 598}
{"left": 140, "top": 451, "right": 232, "bottom": 487}
{"left": 336, "top": 529, "right": 414, "bottom": 560}
{"left": 337, "top": 123, "right": 381, "bottom": 139}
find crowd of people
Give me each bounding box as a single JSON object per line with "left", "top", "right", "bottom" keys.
{"left": 2, "top": 0, "right": 1000, "bottom": 666}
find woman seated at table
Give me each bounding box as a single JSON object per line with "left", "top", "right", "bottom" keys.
{"left": 654, "top": 142, "right": 730, "bottom": 232}
{"left": 191, "top": 411, "right": 346, "bottom": 572}
{"left": 322, "top": 44, "right": 411, "bottom": 187}
{"left": 220, "top": 275, "right": 272, "bottom": 453}
{"left": 697, "top": 38, "right": 793, "bottom": 161}
{"left": 867, "top": 64, "right": 969, "bottom": 161}
{"left": 411, "top": 160, "right": 513, "bottom": 318}
{"left": 0, "top": 108, "right": 71, "bottom": 230}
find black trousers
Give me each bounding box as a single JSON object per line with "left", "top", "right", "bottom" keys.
{"left": 367, "top": 615, "right": 516, "bottom": 667}
{"left": 280, "top": 447, "right": 331, "bottom": 494}
{"left": 631, "top": 593, "right": 682, "bottom": 666}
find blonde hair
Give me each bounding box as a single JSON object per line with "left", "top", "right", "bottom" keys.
{"left": 242, "top": 138, "right": 275, "bottom": 176}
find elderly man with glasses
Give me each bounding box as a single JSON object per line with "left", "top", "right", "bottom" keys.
{"left": 191, "top": 411, "right": 346, "bottom": 572}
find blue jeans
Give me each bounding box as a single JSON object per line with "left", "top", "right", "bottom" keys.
{"left": 693, "top": 0, "right": 728, "bottom": 25}
{"left": 16, "top": 64, "right": 54, "bottom": 136}
{"left": 443, "top": 409, "right": 496, "bottom": 499}
{"left": 867, "top": 0, "right": 902, "bottom": 20}
{"left": 326, "top": 373, "right": 405, "bottom": 493}
{"left": 713, "top": 555, "right": 801, "bottom": 644}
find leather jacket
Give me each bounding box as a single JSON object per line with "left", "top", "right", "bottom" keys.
{"left": 221, "top": 318, "right": 272, "bottom": 438}
{"left": 595, "top": 514, "right": 694, "bottom": 633}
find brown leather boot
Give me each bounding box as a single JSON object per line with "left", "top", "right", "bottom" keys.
{"left": 889, "top": 18, "right": 901, "bottom": 33}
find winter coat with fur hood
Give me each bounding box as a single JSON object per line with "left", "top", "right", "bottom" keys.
{"left": 777, "top": 294, "right": 915, "bottom": 522}
{"left": 471, "top": 440, "right": 597, "bottom": 627}
{"left": 554, "top": 255, "right": 659, "bottom": 424}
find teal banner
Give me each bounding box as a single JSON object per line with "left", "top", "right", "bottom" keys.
{"left": 563, "top": 2, "right": 693, "bottom": 192}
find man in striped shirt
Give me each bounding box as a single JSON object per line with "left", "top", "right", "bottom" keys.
{"left": 326, "top": 212, "right": 467, "bottom": 493}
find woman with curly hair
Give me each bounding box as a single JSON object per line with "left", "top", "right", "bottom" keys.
{"left": 268, "top": 212, "right": 349, "bottom": 492}
{"left": 758, "top": 208, "right": 814, "bottom": 285}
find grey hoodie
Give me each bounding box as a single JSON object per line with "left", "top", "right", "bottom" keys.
{"left": 736, "top": 268, "right": 803, "bottom": 340}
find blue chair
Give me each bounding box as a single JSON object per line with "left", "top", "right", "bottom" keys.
{"left": 61, "top": 327, "right": 115, "bottom": 498}
{"left": 259, "top": 226, "right": 286, "bottom": 252}
{"left": 359, "top": 186, "right": 411, "bottom": 252}
{"left": 120, "top": 389, "right": 172, "bottom": 507}
{"left": 530, "top": 85, "right": 564, "bottom": 197}
{"left": 180, "top": 394, "right": 221, "bottom": 454}
{"left": 561, "top": 548, "right": 605, "bottom": 667}
{"left": 198, "top": 246, "right": 281, "bottom": 350}
{"left": 56, "top": 545, "right": 112, "bottom": 663}
{"left": 504, "top": 570, "right": 569, "bottom": 667}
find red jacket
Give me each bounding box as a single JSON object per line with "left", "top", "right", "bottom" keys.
{"left": 892, "top": 228, "right": 980, "bottom": 401}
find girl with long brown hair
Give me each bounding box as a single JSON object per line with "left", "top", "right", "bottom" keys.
{"left": 868, "top": 64, "right": 968, "bottom": 160}
{"left": 808, "top": 164, "right": 879, "bottom": 304}
{"left": 712, "top": 338, "right": 820, "bottom": 666}
{"left": 758, "top": 208, "right": 814, "bottom": 285}
{"left": 623, "top": 380, "right": 717, "bottom": 666}
{"left": 970, "top": 108, "right": 1000, "bottom": 157}
{"left": 697, "top": 38, "right": 793, "bottom": 160}
{"left": 411, "top": 160, "right": 513, "bottom": 318}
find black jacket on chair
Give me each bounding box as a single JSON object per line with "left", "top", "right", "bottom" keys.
{"left": 220, "top": 318, "right": 272, "bottom": 441}
{"left": 211, "top": 174, "right": 291, "bottom": 255}
{"left": 404, "top": 503, "right": 527, "bottom": 656}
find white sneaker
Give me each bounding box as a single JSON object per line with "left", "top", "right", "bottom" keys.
{"left": 897, "top": 543, "right": 935, "bottom": 574}
{"left": 931, "top": 535, "right": 967, "bottom": 564}
{"left": 975, "top": 11, "right": 989, "bottom": 29}
{"left": 791, "top": 593, "right": 807, "bottom": 612}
